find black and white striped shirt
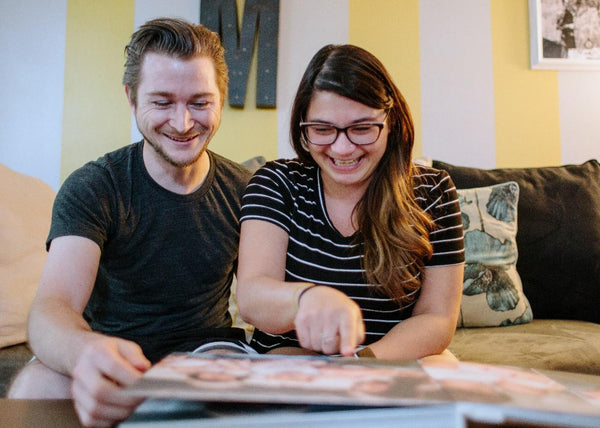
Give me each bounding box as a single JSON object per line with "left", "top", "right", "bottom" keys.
{"left": 240, "top": 159, "right": 464, "bottom": 353}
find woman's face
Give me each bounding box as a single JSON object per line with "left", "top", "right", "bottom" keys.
{"left": 304, "top": 90, "right": 389, "bottom": 195}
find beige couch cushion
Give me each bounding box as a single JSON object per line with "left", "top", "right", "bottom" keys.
{"left": 0, "top": 164, "right": 54, "bottom": 348}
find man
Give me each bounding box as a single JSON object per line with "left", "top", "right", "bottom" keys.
{"left": 8, "top": 18, "right": 252, "bottom": 426}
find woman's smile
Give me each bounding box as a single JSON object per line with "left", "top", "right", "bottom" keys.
{"left": 329, "top": 155, "right": 364, "bottom": 168}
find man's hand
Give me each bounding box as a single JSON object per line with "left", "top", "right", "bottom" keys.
{"left": 294, "top": 286, "right": 365, "bottom": 356}
{"left": 71, "top": 337, "right": 151, "bottom": 427}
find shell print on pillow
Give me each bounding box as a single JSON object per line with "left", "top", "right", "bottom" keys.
{"left": 456, "top": 182, "right": 533, "bottom": 327}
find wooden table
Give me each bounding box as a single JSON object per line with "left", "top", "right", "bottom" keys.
{"left": 2, "top": 398, "right": 599, "bottom": 428}
{"left": 0, "top": 399, "right": 81, "bottom": 428}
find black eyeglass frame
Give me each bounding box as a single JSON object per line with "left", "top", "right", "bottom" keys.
{"left": 299, "top": 113, "right": 389, "bottom": 146}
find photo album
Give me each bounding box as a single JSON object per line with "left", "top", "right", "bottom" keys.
{"left": 120, "top": 352, "right": 600, "bottom": 427}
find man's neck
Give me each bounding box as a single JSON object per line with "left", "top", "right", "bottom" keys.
{"left": 142, "top": 143, "right": 211, "bottom": 195}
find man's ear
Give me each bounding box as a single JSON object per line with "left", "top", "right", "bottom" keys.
{"left": 125, "top": 86, "right": 135, "bottom": 108}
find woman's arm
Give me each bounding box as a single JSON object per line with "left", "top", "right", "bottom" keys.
{"left": 236, "top": 219, "right": 364, "bottom": 356}
{"left": 236, "top": 219, "right": 298, "bottom": 332}
{"left": 367, "top": 263, "right": 464, "bottom": 360}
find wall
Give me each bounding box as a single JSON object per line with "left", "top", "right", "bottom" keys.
{"left": 1, "top": 0, "right": 599, "bottom": 190}
{"left": 62, "top": 0, "right": 134, "bottom": 186}
{"left": 0, "top": 0, "right": 67, "bottom": 190}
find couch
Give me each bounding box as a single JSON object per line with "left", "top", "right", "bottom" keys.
{"left": 0, "top": 163, "right": 54, "bottom": 397}
{"left": 2, "top": 158, "right": 599, "bottom": 397}
{"left": 437, "top": 159, "right": 600, "bottom": 375}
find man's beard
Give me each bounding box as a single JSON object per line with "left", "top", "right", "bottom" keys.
{"left": 142, "top": 133, "right": 208, "bottom": 168}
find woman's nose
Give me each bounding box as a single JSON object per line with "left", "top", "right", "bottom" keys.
{"left": 329, "top": 130, "right": 356, "bottom": 154}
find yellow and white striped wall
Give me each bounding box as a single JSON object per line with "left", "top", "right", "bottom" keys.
{"left": 2, "top": 0, "right": 599, "bottom": 191}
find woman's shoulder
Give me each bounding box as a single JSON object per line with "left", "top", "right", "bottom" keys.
{"left": 411, "top": 164, "right": 459, "bottom": 212}
{"left": 412, "top": 164, "right": 453, "bottom": 189}
{"left": 256, "top": 158, "right": 317, "bottom": 181}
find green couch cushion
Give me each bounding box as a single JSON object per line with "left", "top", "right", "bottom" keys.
{"left": 449, "top": 320, "right": 600, "bottom": 375}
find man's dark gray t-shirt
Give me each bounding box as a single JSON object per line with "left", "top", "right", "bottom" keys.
{"left": 48, "top": 142, "right": 252, "bottom": 362}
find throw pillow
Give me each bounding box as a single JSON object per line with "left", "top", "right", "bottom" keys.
{"left": 433, "top": 159, "right": 600, "bottom": 324}
{"left": 0, "top": 164, "right": 55, "bottom": 348}
{"left": 457, "top": 182, "right": 533, "bottom": 327}
{"left": 240, "top": 155, "right": 266, "bottom": 173}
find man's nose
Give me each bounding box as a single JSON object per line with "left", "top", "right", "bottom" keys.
{"left": 170, "top": 105, "right": 194, "bottom": 132}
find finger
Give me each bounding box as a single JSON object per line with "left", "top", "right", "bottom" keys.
{"left": 74, "top": 394, "right": 143, "bottom": 428}
{"left": 338, "top": 315, "right": 364, "bottom": 357}
{"left": 74, "top": 400, "right": 111, "bottom": 428}
{"left": 74, "top": 395, "right": 134, "bottom": 427}
{"left": 73, "top": 351, "right": 145, "bottom": 408}
{"left": 320, "top": 333, "right": 339, "bottom": 355}
{"left": 356, "top": 318, "right": 366, "bottom": 343}
{"left": 117, "top": 340, "right": 152, "bottom": 372}
{"left": 310, "top": 325, "right": 324, "bottom": 352}
{"left": 94, "top": 341, "right": 148, "bottom": 387}
{"left": 73, "top": 361, "right": 142, "bottom": 409}
{"left": 338, "top": 327, "right": 357, "bottom": 357}
{"left": 73, "top": 374, "right": 144, "bottom": 427}
{"left": 294, "top": 316, "right": 312, "bottom": 351}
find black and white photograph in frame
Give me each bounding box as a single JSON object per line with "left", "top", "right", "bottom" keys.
{"left": 529, "top": 0, "right": 600, "bottom": 69}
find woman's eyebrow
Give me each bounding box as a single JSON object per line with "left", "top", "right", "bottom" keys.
{"left": 304, "top": 115, "right": 383, "bottom": 125}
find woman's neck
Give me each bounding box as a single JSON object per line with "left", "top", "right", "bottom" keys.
{"left": 321, "top": 174, "right": 369, "bottom": 237}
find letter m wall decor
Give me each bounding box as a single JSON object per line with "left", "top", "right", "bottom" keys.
{"left": 201, "top": 0, "right": 279, "bottom": 108}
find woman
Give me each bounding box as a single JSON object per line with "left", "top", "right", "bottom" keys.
{"left": 237, "top": 44, "right": 464, "bottom": 360}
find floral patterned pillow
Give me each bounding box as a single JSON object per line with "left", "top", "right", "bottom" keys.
{"left": 457, "top": 182, "right": 533, "bottom": 327}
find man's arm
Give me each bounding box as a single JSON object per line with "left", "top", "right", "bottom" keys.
{"left": 28, "top": 235, "right": 151, "bottom": 426}
{"left": 29, "top": 235, "right": 102, "bottom": 373}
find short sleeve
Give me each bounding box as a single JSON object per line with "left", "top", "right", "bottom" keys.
{"left": 240, "top": 162, "right": 294, "bottom": 233}
{"left": 415, "top": 167, "right": 465, "bottom": 267}
{"left": 48, "top": 163, "right": 115, "bottom": 251}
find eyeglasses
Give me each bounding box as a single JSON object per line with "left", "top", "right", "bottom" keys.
{"left": 299, "top": 114, "right": 388, "bottom": 146}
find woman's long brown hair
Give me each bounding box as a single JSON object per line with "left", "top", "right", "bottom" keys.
{"left": 290, "top": 44, "right": 434, "bottom": 303}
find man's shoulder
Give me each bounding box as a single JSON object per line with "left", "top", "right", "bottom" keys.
{"left": 60, "top": 143, "right": 140, "bottom": 196}
{"left": 209, "top": 151, "right": 254, "bottom": 183}
{"left": 69, "top": 143, "right": 138, "bottom": 176}
{"left": 95, "top": 142, "right": 140, "bottom": 171}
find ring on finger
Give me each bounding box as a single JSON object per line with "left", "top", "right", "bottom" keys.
{"left": 321, "top": 335, "right": 336, "bottom": 345}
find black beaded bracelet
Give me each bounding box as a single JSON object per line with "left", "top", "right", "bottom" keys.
{"left": 296, "top": 284, "right": 326, "bottom": 309}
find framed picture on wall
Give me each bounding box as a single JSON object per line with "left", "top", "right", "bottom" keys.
{"left": 529, "top": 0, "right": 600, "bottom": 70}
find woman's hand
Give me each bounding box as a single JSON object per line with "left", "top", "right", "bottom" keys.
{"left": 294, "top": 286, "right": 365, "bottom": 356}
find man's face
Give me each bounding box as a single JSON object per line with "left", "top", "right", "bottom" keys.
{"left": 129, "top": 52, "right": 222, "bottom": 168}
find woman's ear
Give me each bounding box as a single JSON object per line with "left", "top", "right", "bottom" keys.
{"left": 300, "top": 135, "right": 310, "bottom": 152}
